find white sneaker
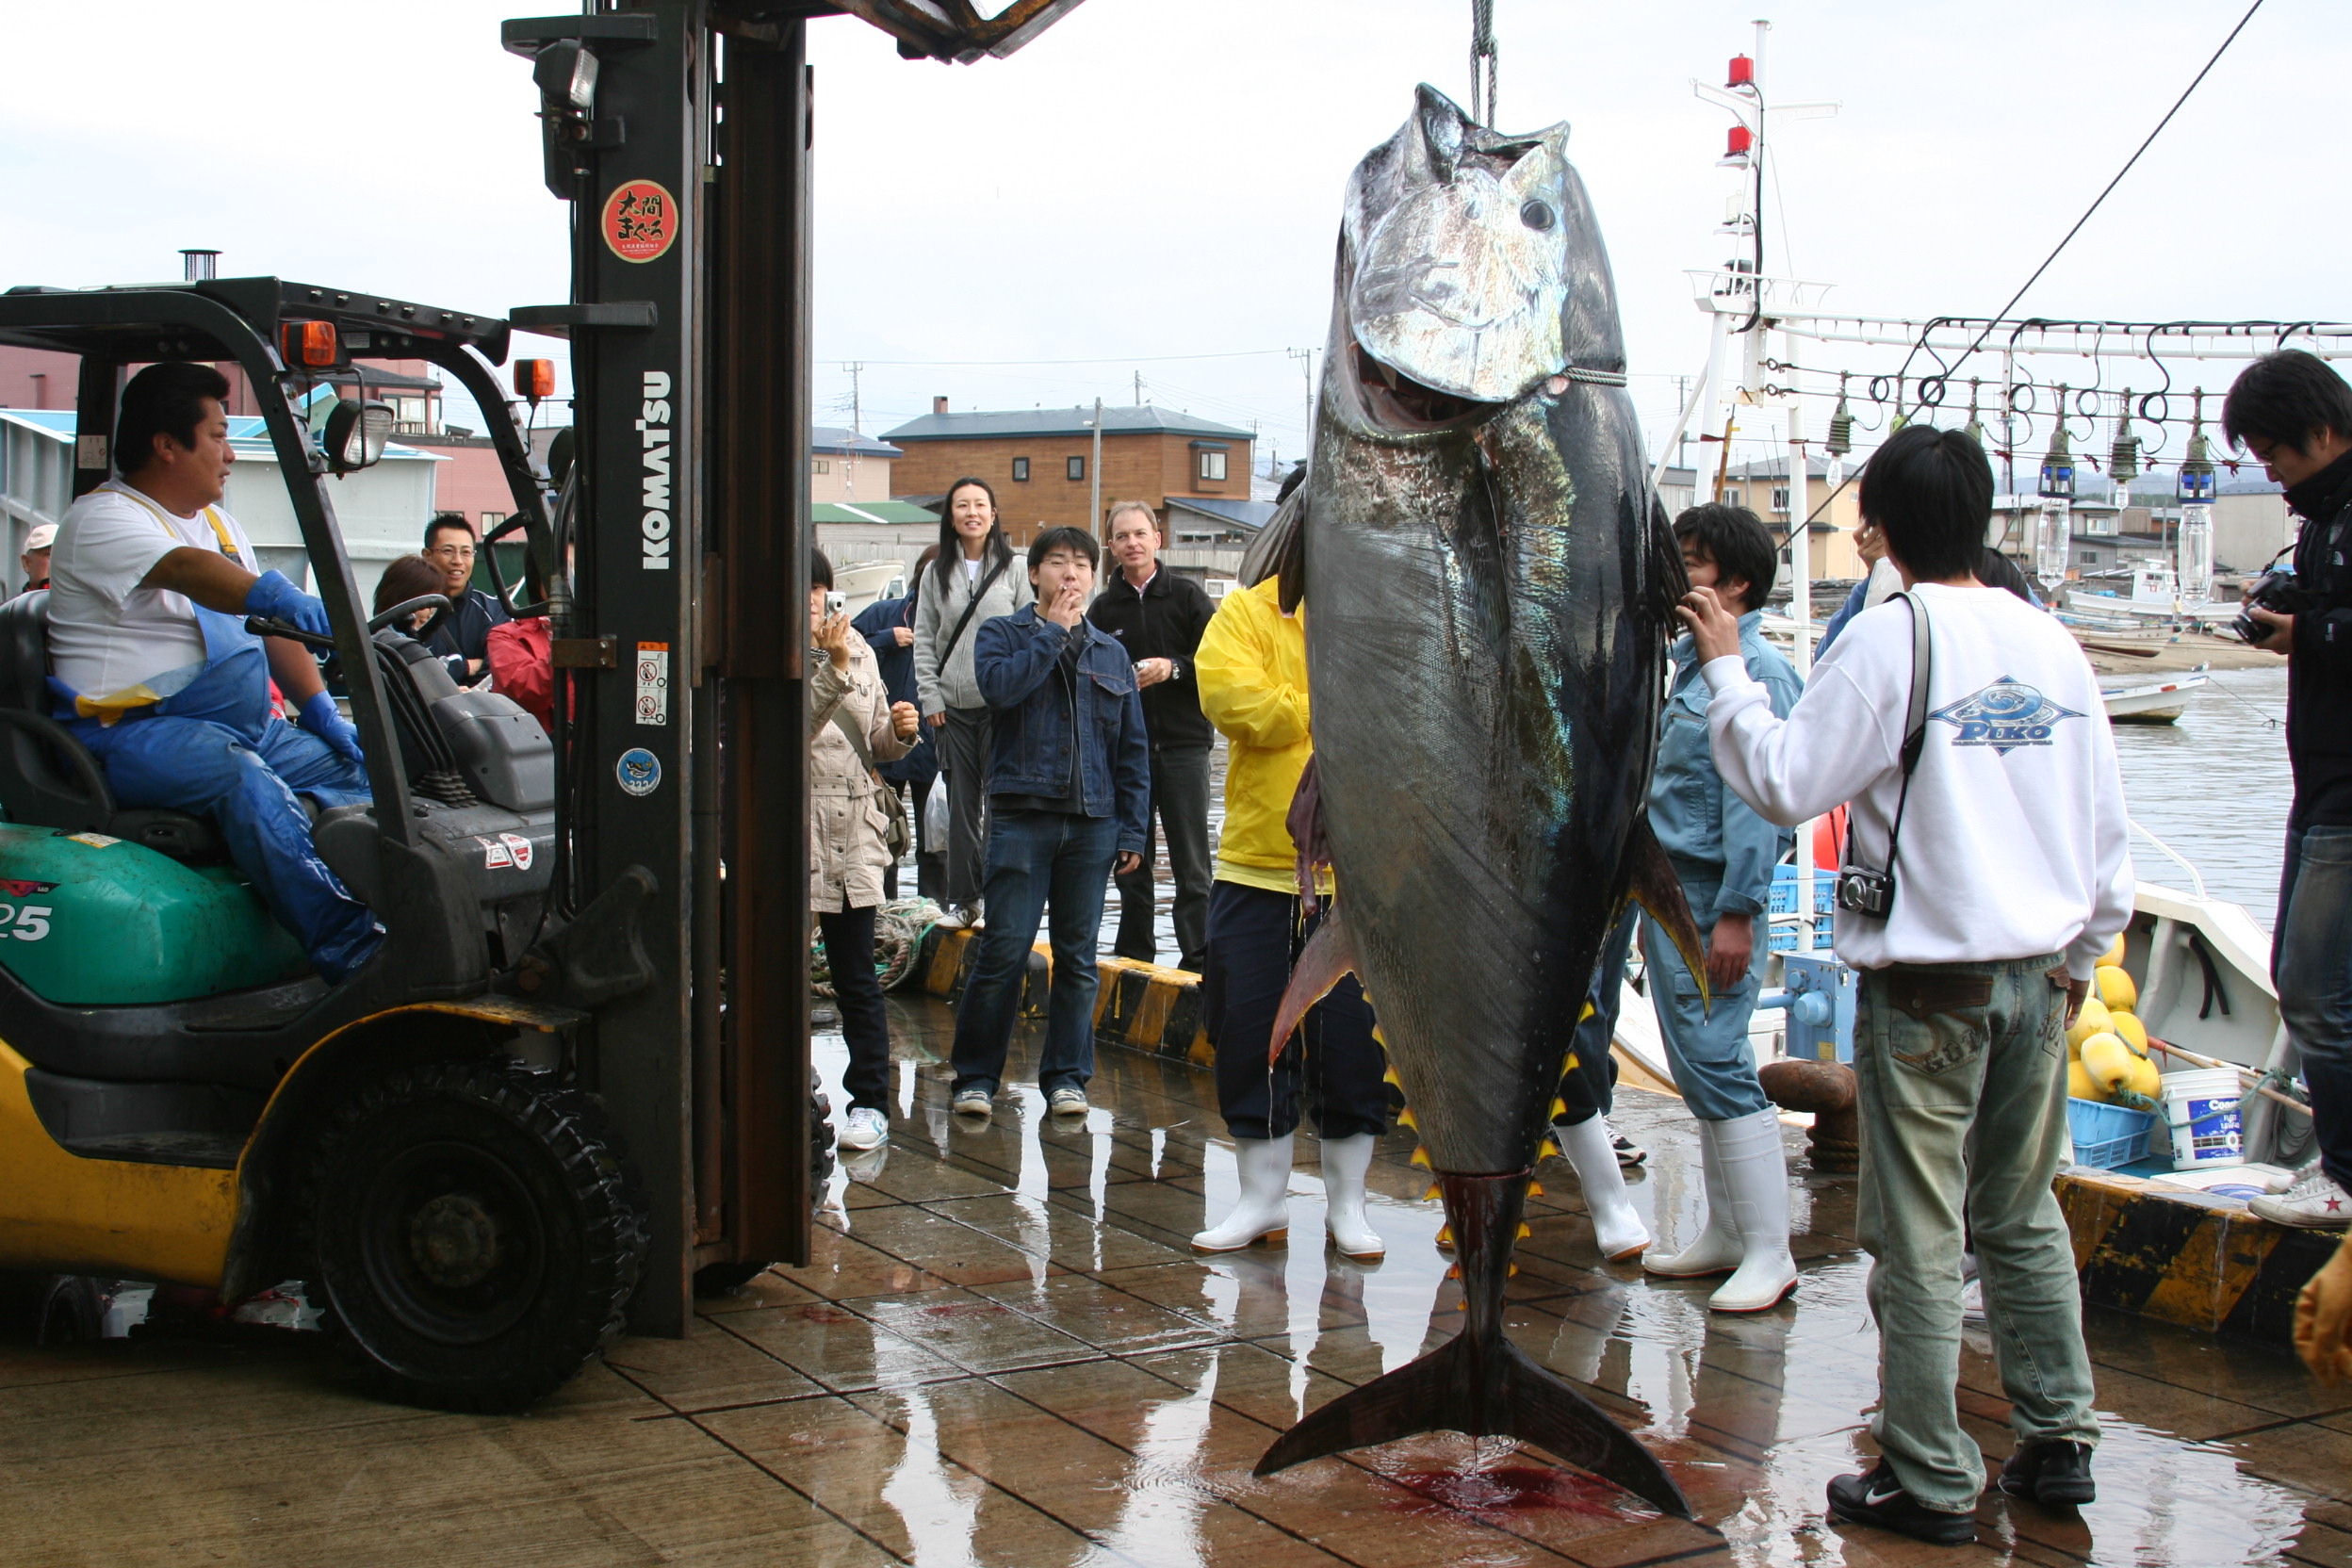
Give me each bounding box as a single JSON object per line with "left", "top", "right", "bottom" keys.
{"left": 952, "top": 1088, "right": 993, "bottom": 1121}
{"left": 935, "top": 905, "right": 977, "bottom": 932}
{"left": 1047, "top": 1086, "right": 1088, "bottom": 1116}
{"left": 2250, "top": 1167, "right": 2352, "bottom": 1229}
{"left": 839, "top": 1106, "right": 890, "bottom": 1152}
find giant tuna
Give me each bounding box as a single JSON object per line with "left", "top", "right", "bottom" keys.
{"left": 1254, "top": 86, "right": 1699, "bottom": 1516}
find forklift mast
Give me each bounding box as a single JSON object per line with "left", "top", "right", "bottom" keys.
{"left": 498, "top": 1, "right": 1084, "bottom": 1336}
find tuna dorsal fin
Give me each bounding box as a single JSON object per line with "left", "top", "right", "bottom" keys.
{"left": 1405, "top": 83, "right": 1466, "bottom": 186}
{"left": 1268, "top": 907, "right": 1356, "bottom": 1068}
{"left": 1625, "top": 814, "right": 1710, "bottom": 1012}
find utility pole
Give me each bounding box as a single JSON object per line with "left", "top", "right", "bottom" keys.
{"left": 1674, "top": 375, "right": 1690, "bottom": 469}
{"left": 1134, "top": 370, "right": 1144, "bottom": 405}
{"left": 1089, "top": 397, "right": 1102, "bottom": 528}
{"left": 841, "top": 361, "right": 864, "bottom": 433}
{"left": 1289, "top": 347, "right": 1316, "bottom": 457}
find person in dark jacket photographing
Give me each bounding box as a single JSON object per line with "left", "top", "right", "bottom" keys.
{"left": 2220, "top": 351, "right": 2352, "bottom": 1237}
{"left": 1085, "top": 501, "right": 1217, "bottom": 972}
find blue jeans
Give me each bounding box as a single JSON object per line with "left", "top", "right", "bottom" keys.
{"left": 83, "top": 712, "right": 380, "bottom": 981}
{"left": 949, "top": 807, "right": 1119, "bottom": 1098}
{"left": 2278, "top": 824, "right": 2352, "bottom": 1190}
{"left": 1639, "top": 871, "right": 1772, "bottom": 1121}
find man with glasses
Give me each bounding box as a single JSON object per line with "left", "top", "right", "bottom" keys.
{"left": 421, "top": 513, "right": 510, "bottom": 679}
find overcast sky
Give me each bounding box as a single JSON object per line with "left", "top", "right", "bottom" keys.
{"left": 3, "top": 1, "right": 2337, "bottom": 482}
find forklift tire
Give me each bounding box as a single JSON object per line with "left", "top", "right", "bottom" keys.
{"left": 304, "top": 1057, "right": 649, "bottom": 1413}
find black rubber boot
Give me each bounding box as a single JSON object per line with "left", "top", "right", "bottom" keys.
{"left": 1998, "top": 1439, "right": 2097, "bottom": 1508}
{"left": 1826, "top": 1462, "right": 1976, "bottom": 1546}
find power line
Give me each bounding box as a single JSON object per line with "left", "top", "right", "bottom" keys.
{"left": 1797, "top": 0, "right": 2267, "bottom": 531}
{"left": 1886, "top": 0, "right": 2267, "bottom": 414}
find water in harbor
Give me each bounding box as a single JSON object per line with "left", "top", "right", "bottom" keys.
{"left": 2110, "top": 666, "right": 2292, "bottom": 929}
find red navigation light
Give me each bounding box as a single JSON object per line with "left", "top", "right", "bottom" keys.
{"left": 1724, "top": 125, "right": 1754, "bottom": 158}
{"left": 279, "top": 319, "right": 338, "bottom": 368}
{"left": 514, "top": 358, "right": 557, "bottom": 403}
{"left": 1727, "top": 54, "right": 1755, "bottom": 88}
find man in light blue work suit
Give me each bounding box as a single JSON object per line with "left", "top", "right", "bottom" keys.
{"left": 47, "top": 362, "right": 381, "bottom": 980}
{"left": 1635, "top": 503, "right": 1805, "bottom": 1313}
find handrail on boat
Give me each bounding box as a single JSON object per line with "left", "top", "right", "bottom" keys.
{"left": 2130, "top": 818, "right": 2208, "bottom": 900}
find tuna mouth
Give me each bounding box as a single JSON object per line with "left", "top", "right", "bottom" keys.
{"left": 1350, "top": 342, "right": 1502, "bottom": 431}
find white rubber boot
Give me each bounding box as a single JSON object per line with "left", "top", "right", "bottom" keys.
{"left": 1554, "top": 1116, "right": 1650, "bottom": 1262}
{"left": 1642, "top": 1119, "right": 1743, "bottom": 1279}
{"left": 1317, "top": 1133, "right": 1385, "bottom": 1259}
{"left": 1707, "top": 1108, "right": 1799, "bottom": 1313}
{"left": 1192, "top": 1135, "right": 1294, "bottom": 1252}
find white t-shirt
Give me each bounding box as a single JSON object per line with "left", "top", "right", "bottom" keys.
{"left": 1701, "top": 581, "right": 2133, "bottom": 979}
{"left": 47, "top": 481, "right": 260, "bottom": 702}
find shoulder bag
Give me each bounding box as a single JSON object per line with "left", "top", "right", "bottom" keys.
{"left": 828, "top": 697, "right": 910, "bottom": 858}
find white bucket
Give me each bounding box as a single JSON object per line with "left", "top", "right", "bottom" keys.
{"left": 2163, "top": 1067, "right": 2246, "bottom": 1171}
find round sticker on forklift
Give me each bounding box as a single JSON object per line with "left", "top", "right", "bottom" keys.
{"left": 601, "top": 179, "right": 678, "bottom": 263}
{"left": 616, "top": 747, "right": 662, "bottom": 797}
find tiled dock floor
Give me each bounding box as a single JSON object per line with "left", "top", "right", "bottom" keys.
{"left": 3, "top": 992, "right": 2347, "bottom": 1566}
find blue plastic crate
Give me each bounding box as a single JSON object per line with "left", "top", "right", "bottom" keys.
{"left": 2066, "top": 1097, "right": 2156, "bottom": 1169}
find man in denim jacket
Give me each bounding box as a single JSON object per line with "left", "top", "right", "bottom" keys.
{"left": 1630, "top": 505, "right": 1805, "bottom": 1314}
{"left": 948, "top": 527, "right": 1150, "bottom": 1122}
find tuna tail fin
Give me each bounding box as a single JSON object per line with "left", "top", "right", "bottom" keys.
{"left": 1252, "top": 1331, "right": 1689, "bottom": 1515}
{"left": 1625, "top": 815, "right": 1710, "bottom": 1013}
{"left": 1254, "top": 1169, "right": 1690, "bottom": 1518}
{"left": 1268, "top": 907, "right": 1358, "bottom": 1068}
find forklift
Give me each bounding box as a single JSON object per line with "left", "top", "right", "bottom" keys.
{"left": 0, "top": 0, "right": 1082, "bottom": 1411}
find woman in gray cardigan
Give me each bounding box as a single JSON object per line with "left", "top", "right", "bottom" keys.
{"left": 912, "top": 477, "right": 1035, "bottom": 928}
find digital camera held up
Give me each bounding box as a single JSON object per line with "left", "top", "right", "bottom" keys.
{"left": 2234, "top": 565, "right": 2311, "bottom": 644}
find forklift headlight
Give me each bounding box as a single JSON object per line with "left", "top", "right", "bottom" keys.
{"left": 532, "top": 40, "right": 598, "bottom": 114}
{"left": 322, "top": 399, "right": 395, "bottom": 474}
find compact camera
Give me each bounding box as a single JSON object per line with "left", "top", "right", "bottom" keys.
{"left": 825, "top": 589, "right": 847, "bottom": 615}
{"left": 1834, "top": 863, "right": 1894, "bottom": 917}
{"left": 2233, "top": 565, "right": 2310, "bottom": 644}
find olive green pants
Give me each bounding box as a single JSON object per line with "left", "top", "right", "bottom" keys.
{"left": 1853, "top": 953, "right": 2099, "bottom": 1513}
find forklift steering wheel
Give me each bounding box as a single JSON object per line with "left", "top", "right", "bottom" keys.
{"left": 371, "top": 594, "right": 454, "bottom": 647}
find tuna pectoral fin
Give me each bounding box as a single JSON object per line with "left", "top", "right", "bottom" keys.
{"left": 1626, "top": 815, "right": 1710, "bottom": 1013}
{"left": 1267, "top": 907, "right": 1356, "bottom": 1067}
{"left": 1251, "top": 1332, "right": 1690, "bottom": 1517}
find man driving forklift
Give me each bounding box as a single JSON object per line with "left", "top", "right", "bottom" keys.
{"left": 45, "top": 361, "right": 382, "bottom": 979}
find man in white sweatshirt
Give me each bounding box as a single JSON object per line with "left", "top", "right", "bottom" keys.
{"left": 1680, "top": 423, "right": 2132, "bottom": 1547}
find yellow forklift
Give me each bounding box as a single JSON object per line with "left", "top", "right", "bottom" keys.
{"left": 0, "top": 0, "right": 1082, "bottom": 1409}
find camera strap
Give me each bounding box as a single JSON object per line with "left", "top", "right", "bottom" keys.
{"left": 1874, "top": 591, "right": 1935, "bottom": 888}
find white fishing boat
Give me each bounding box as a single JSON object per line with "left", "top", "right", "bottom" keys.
{"left": 2101, "top": 663, "right": 2209, "bottom": 724}
{"left": 835, "top": 559, "right": 906, "bottom": 615}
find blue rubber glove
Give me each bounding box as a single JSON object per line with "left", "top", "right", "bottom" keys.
{"left": 244, "top": 568, "right": 333, "bottom": 641}
{"left": 298, "top": 689, "right": 365, "bottom": 767}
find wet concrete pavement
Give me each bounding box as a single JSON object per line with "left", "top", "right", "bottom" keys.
{"left": 5, "top": 995, "right": 2350, "bottom": 1566}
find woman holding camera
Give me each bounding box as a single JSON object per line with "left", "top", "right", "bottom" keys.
{"left": 912, "top": 478, "right": 1035, "bottom": 930}
{"left": 810, "top": 549, "right": 922, "bottom": 1153}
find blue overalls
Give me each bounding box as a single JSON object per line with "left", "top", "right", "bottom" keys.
{"left": 53, "top": 512, "right": 381, "bottom": 982}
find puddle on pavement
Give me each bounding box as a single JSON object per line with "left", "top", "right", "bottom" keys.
{"left": 785, "top": 992, "right": 2338, "bottom": 1566}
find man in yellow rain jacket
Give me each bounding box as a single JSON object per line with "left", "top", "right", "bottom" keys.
{"left": 1188, "top": 564, "right": 1388, "bottom": 1259}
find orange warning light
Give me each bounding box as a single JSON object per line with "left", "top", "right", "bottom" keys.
{"left": 279, "top": 319, "right": 338, "bottom": 368}
{"left": 514, "top": 358, "right": 557, "bottom": 403}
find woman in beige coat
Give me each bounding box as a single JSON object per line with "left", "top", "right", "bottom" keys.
{"left": 809, "top": 551, "right": 920, "bottom": 1152}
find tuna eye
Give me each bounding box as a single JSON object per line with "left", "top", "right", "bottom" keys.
{"left": 1520, "top": 200, "right": 1556, "bottom": 231}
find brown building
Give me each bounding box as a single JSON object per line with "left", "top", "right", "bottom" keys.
{"left": 882, "top": 400, "right": 1253, "bottom": 542}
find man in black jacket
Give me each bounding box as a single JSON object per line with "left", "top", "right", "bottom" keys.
{"left": 2223, "top": 351, "right": 2352, "bottom": 1232}
{"left": 1086, "top": 501, "right": 1217, "bottom": 971}
{"left": 422, "top": 513, "right": 511, "bottom": 680}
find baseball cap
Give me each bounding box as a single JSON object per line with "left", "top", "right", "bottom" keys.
{"left": 22, "top": 523, "right": 55, "bottom": 552}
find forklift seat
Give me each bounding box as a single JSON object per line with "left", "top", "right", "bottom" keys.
{"left": 0, "top": 590, "right": 220, "bottom": 862}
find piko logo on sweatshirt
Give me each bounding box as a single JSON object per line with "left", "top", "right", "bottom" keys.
{"left": 1929, "top": 678, "right": 2084, "bottom": 756}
